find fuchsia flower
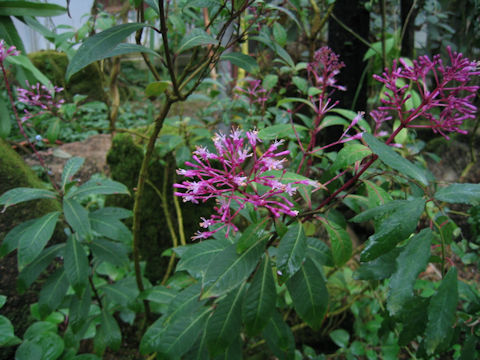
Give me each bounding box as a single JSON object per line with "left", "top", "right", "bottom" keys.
{"left": 16, "top": 82, "right": 65, "bottom": 123}
{"left": 372, "top": 47, "right": 480, "bottom": 139}
{"left": 174, "top": 128, "right": 316, "bottom": 239}
{"left": 235, "top": 79, "right": 270, "bottom": 107}
{"left": 0, "top": 40, "right": 19, "bottom": 62}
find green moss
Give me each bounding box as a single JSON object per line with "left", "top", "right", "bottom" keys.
{"left": 27, "top": 50, "right": 107, "bottom": 103}
{"left": 106, "top": 133, "right": 213, "bottom": 283}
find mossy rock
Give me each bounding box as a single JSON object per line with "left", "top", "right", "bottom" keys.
{"left": 106, "top": 133, "right": 213, "bottom": 283}
{"left": 0, "top": 139, "right": 63, "bottom": 359}
{"left": 28, "top": 50, "right": 107, "bottom": 103}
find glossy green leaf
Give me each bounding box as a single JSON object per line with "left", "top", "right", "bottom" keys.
{"left": 243, "top": 255, "right": 276, "bottom": 335}
{"left": 89, "top": 214, "right": 132, "bottom": 243}
{"left": 0, "top": 1, "right": 66, "bottom": 16}
{"left": 38, "top": 268, "right": 69, "bottom": 317}
{"left": 64, "top": 235, "right": 89, "bottom": 296}
{"left": 0, "top": 218, "right": 35, "bottom": 257}
{"left": 61, "top": 157, "right": 84, "bottom": 190}
{"left": 363, "top": 179, "right": 392, "bottom": 208}
{"left": 319, "top": 217, "right": 352, "bottom": 267}
{"left": 4, "top": 54, "right": 52, "bottom": 88}
{"left": 286, "top": 258, "right": 328, "bottom": 330}
{"left": 18, "top": 244, "right": 65, "bottom": 293}
{"left": 102, "top": 277, "right": 139, "bottom": 308}
{"left": 353, "top": 247, "right": 401, "bottom": 280}
{"left": 67, "top": 178, "right": 129, "bottom": 199}
{"left": 176, "top": 239, "right": 231, "bottom": 279}
{"left": 165, "top": 283, "right": 205, "bottom": 325}
{"left": 145, "top": 80, "right": 171, "bottom": 97}
{"left": 96, "top": 309, "right": 122, "bottom": 352}
{"left": 0, "top": 315, "right": 20, "bottom": 346}
{"left": 0, "top": 187, "right": 56, "bottom": 211}
{"left": 0, "top": 15, "right": 25, "bottom": 52}
{"left": 206, "top": 283, "right": 246, "bottom": 356}
{"left": 434, "top": 183, "right": 480, "bottom": 205}
{"left": 387, "top": 228, "right": 432, "bottom": 316}
{"left": 46, "top": 117, "right": 61, "bottom": 144}
{"left": 237, "top": 218, "right": 269, "bottom": 253}
{"left": 90, "top": 207, "right": 132, "bottom": 220}
{"left": 306, "top": 237, "right": 334, "bottom": 268}
{"left": 258, "top": 124, "right": 307, "bottom": 141}
{"left": 69, "top": 286, "right": 91, "bottom": 333}
{"left": 144, "top": 0, "right": 159, "bottom": 15}
{"left": 15, "top": 341, "right": 42, "bottom": 360}
{"left": 220, "top": 52, "right": 259, "bottom": 73}
{"left": 276, "top": 222, "right": 307, "bottom": 281}
{"left": 277, "top": 97, "right": 316, "bottom": 111}
{"left": 103, "top": 43, "right": 159, "bottom": 58}
{"left": 177, "top": 28, "right": 218, "bottom": 53}
{"left": 63, "top": 198, "right": 91, "bottom": 240}
{"left": 329, "top": 329, "right": 350, "bottom": 348}
{"left": 262, "top": 310, "right": 295, "bottom": 360}
{"left": 364, "top": 132, "right": 429, "bottom": 186}
{"left": 359, "top": 198, "right": 425, "bottom": 262}
{"left": 273, "top": 22, "right": 287, "bottom": 47}
{"left": 17, "top": 211, "right": 61, "bottom": 269}
{"left": 202, "top": 237, "right": 266, "bottom": 299}
{"left": 66, "top": 23, "right": 147, "bottom": 80}
{"left": 88, "top": 238, "right": 129, "bottom": 267}
{"left": 158, "top": 307, "right": 212, "bottom": 358}
{"left": 141, "top": 285, "right": 177, "bottom": 314}
{"left": 331, "top": 143, "right": 372, "bottom": 172}
{"left": 0, "top": 95, "right": 11, "bottom": 138}
{"left": 425, "top": 267, "right": 458, "bottom": 354}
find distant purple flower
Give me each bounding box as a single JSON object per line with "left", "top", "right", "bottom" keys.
{"left": 236, "top": 79, "right": 270, "bottom": 108}
{"left": 372, "top": 47, "right": 480, "bottom": 139}
{"left": 16, "top": 82, "right": 65, "bottom": 123}
{"left": 0, "top": 40, "right": 19, "bottom": 62}
{"left": 307, "top": 47, "right": 346, "bottom": 93}
{"left": 174, "top": 128, "right": 316, "bottom": 239}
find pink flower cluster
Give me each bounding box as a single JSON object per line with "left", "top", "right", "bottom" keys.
{"left": 0, "top": 40, "right": 19, "bottom": 62}
{"left": 16, "top": 82, "right": 65, "bottom": 123}
{"left": 372, "top": 47, "right": 479, "bottom": 139}
{"left": 236, "top": 79, "right": 270, "bottom": 108}
{"left": 174, "top": 129, "right": 314, "bottom": 239}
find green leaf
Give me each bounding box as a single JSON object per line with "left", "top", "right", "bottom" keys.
{"left": 88, "top": 238, "right": 129, "bottom": 267}
{"left": 5, "top": 54, "right": 52, "bottom": 88}
{"left": 23, "top": 331, "right": 65, "bottom": 360}
{"left": 141, "top": 285, "right": 177, "bottom": 314}
{"left": 67, "top": 178, "right": 129, "bottom": 199}
{"left": 329, "top": 329, "right": 350, "bottom": 348}
{"left": 276, "top": 222, "right": 307, "bottom": 281}
{"left": 38, "top": 267, "right": 69, "bottom": 318}
{"left": 202, "top": 237, "right": 266, "bottom": 299}
{"left": 0, "top": 218, "right": 36, "bottom": 257}
{"left": 69, "top": 286, "right": 91, "bottom": 333}
{"left": 359, "top": 198, "right": 425, "bottom": 262}
{"left": 262, "top": 310, "right": 295, "bottom": 360}
{"left": 363, "top": 132, "right": 429, "bottom": 186}
{"left": 273, "top": 22, "right": 287, "bottom": 47}
{"left": 15, "top": 341, "right": 42, "bottom": 360}
{"left": 434, "top": 183, "right": 480, "bottom": 205}
{"left": 236, "top": 218, "right": 269, "bottom": 253}
{"left": 144, "top": 0, "right": 159, "bottom": 15}
{"left": 243, "top": 255, "right": 276, "bottom": 335}
{"left": 0, "top": 295, "right": 5, "bottom": 309}
{"left": 363, "top": 179, "right": 392, "bottom": 208}
{"left": 0, "top": 1, "right": 66, "bottom": 16}
{"left": 103, "top": 43, "right": 159, "bottom": 58}
{"left": 18, "top": 244, "right": 65, "bottom": 293}
{"left": 157, "top": 307, "right": 213, "bottom": 358}
{"left": 425, "top": 267, "right": 458, "bottom": 355}
{"left": 206, "top": 283, "right": 246, "bottom": 356}
{"left": 145, "top": 80, "right": 171, "bottom": 97}
{"left": 89, "top": 214, "right": 132, "bottom": 244}
{"left": 63, "top": 198, "right": 91, "bottom": 240}
{"left": 0, "top": 315, "right": 20, "bottom": 346}
{"left": 0, "top": 95, "right": 11, "bottom": 138}
{"left": 286, "top": 258, "right": 328, "bottom": 330}
{"left": 176, "top": 239, "right": 231, "bottom": 279}
{"left": 96, "top": 309, "right": 122, "bottom": 351}
{"left": 0, "top": 187, "right": 57, "bottom": 211}
{"left": 46, "top": 117, "right": 61, "bottom": 144}
{"left": 17, "top": 211, "right": 61, "bottom": 269}
{"left": 257, "top": 124, "right": 307, "bottom": 141}
{"left": 166, "top": 283, "right": 206, "bottom": 325}
{"left": 177, "top": 28, "right": 218, "bottom": 53}
{"left": 331, "top": 143, "right": 372, "bottom": 172}
{"left": 61, "top": 157, "right": 84, "bottom": 190}
{"left": 306, "top": 237, "right": 334, "bottom": 268}
{"left": 263, "top": 74, "right": 278, "bottom": 90}
{"left": 318, "top": 217, "right": 352, "bottom": 267}
{"left": 387, "top": 228, "right": 432, "bottom": 316}
{"left": 102, "top": 277, "right": 139, "bottom": 308}
{"left": 66, "top": 23, "right": 148, "bottom": 80}
{"left": 90, "top": 207, "right": 132, "bottom": 220}
{"left": 353, "top": 247, "right": 401, "bottom": 280}
{"left": 277, "top": 97, "right": 316, "bottom": 111}
{"left": 292, "top": 76, "right": 308, "bottom": 94}
{"left": 398, "top": 297, "right": 428, "bottom": 346}
{"left": 64, "top": 235, "right": 89, "bottom": 297}
{"left": 220, "top": 52, "right": 259, "bottom": 73}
